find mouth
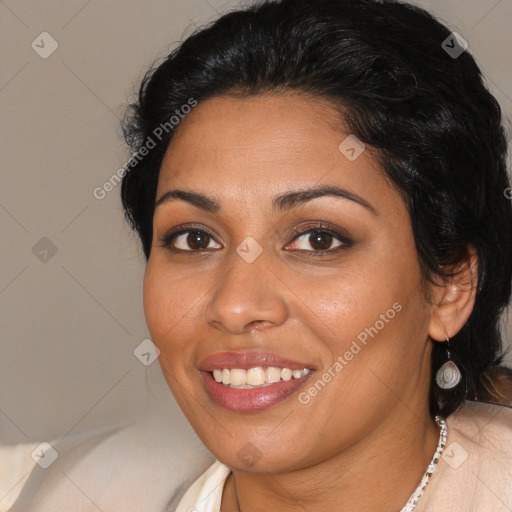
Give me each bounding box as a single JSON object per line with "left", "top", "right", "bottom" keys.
{"left": 201, "top": 367, "right": 315, "bottom": 413}
{"left": 198, "top": 352, "right": 315, "bottom": 412}
{"left": 211, "top": 366, "right": 311, "bottom": 388}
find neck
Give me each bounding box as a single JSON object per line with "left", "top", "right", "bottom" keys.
{"left": 222, "top": 407, "right": 439, "bottom": 512}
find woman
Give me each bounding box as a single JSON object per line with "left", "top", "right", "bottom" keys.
{"left": 120, "top": 0, "right": 512, "bottom": 510}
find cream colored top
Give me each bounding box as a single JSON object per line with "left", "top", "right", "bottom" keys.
{"left": 1, "top": 405, "right": 215, "bottom": 512}
{"left": 176, "top": 401, "right": 512, "bottom": 512}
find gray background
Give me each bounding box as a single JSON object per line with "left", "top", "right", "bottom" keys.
{"left": 1, "top": 0, "right": 511, "bottom": 448}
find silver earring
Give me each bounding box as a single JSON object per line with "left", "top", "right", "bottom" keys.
{"left": 435, "top": 337, "right": 462, "bottom": 389}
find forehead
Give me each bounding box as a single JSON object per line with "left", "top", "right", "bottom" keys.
{"left": 156, "top": 93, "right": 395, "bottom": 214}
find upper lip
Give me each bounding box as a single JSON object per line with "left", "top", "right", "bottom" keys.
{"left": 198, "top": 351, "right": 315, "bottom": 371}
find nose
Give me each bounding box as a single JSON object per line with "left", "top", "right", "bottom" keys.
{"left": 202, "top": 249, "right": 289, "bottom": 335}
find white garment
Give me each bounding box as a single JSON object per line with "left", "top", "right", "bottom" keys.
{"left": 1, "top": 403, "right": 215, "bottom": 512}
{"left": 175, "top": 461, "right": 231, "bottom": 512}
{"left": 175, "top": 401, "right": 512, "bottom": 512}
{"left": 0, "top": 442, "right": 41, "bottom": 511}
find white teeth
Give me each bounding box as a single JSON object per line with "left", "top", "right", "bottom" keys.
{"left": 211, "top": 366, "right": 311, "bottom": 388}
{"left": 230, "top": 368, "right": 247, "bottom": 386}
{"left": 266, "top": 367, "right": 282, "bottom": 383}
{"left": 281, "top": 368, "right": 293, "bottom": 381}
{"left": 247, "top": 367, "right": 266, "bottom": 386}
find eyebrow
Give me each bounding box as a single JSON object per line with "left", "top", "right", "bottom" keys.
{"left": 154, "top": 185, "right": 377, "bottom": 215}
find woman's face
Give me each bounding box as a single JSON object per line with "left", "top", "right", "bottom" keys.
{"left": 143, "top": 93, "right": 434, "bottom": 473}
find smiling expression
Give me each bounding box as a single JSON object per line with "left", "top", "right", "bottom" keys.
{"left": 143, "top": 92, "right": 434, "bottom": 473}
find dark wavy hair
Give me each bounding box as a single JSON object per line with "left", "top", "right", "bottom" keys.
{"left": 120, "top": 0, "right": 512, "bottom": 417}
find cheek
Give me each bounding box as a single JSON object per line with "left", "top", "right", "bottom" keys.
{"left": 303, "top": 247, "right": 427, "bottom": 379}
{"left": 302, "top": 265, "right": 398, "bottom": 342}
{"left": 142, "top": 261, "right": 204, "bottom": 409}
{"left": 324, "top": 286, "right": 428, "bottom": 405}
{"left": 143, "top": 265, "right": 169, "bottom": 339}
{"left": 142, "top": 260, "right": 199, "bottom": 357}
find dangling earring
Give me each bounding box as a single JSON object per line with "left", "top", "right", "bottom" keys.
{"left": 435, "top": 337, "right": 462, "bottom": 389}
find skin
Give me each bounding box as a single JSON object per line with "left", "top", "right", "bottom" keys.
{"left": 143, "top": 93, "right": 478, "bottom": 511}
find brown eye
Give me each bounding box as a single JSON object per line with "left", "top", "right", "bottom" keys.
{"left": 159, "top": 226, "right": 222, "bottom": 252}
{"left": 289, "top": 228, "right": 346, "bottom": 252}
{"left": 308, "top": 231, "right": 335, "bottom": 251}
{"left": 186, "top": 231, "right": 211, "bottom": 250}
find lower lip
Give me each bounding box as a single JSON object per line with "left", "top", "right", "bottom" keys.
{"left": 201, "top": 370, "right": 315, "bottom": 412}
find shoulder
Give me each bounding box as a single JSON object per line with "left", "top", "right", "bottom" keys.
{"left": 7, "top": 406, "right": 215, "bottom": 512}
{"left": 417, "top": 401, "right": 512, "bottom": 512}
{"left": 446, "top": 400, "right": 512, "bottom": 488}
{"left": 447, "top": 400, "right": 512, "bottom": 458}
{"left": 0, "top": 442, "right": 42, "bottom": 512}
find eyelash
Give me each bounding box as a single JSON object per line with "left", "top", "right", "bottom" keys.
{"left": 158, "top": 222, "right": 353, "bottom": 256}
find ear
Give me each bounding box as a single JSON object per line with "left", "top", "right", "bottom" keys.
{"left": 427, "top": 246, "right": 479, "bottom": 341}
